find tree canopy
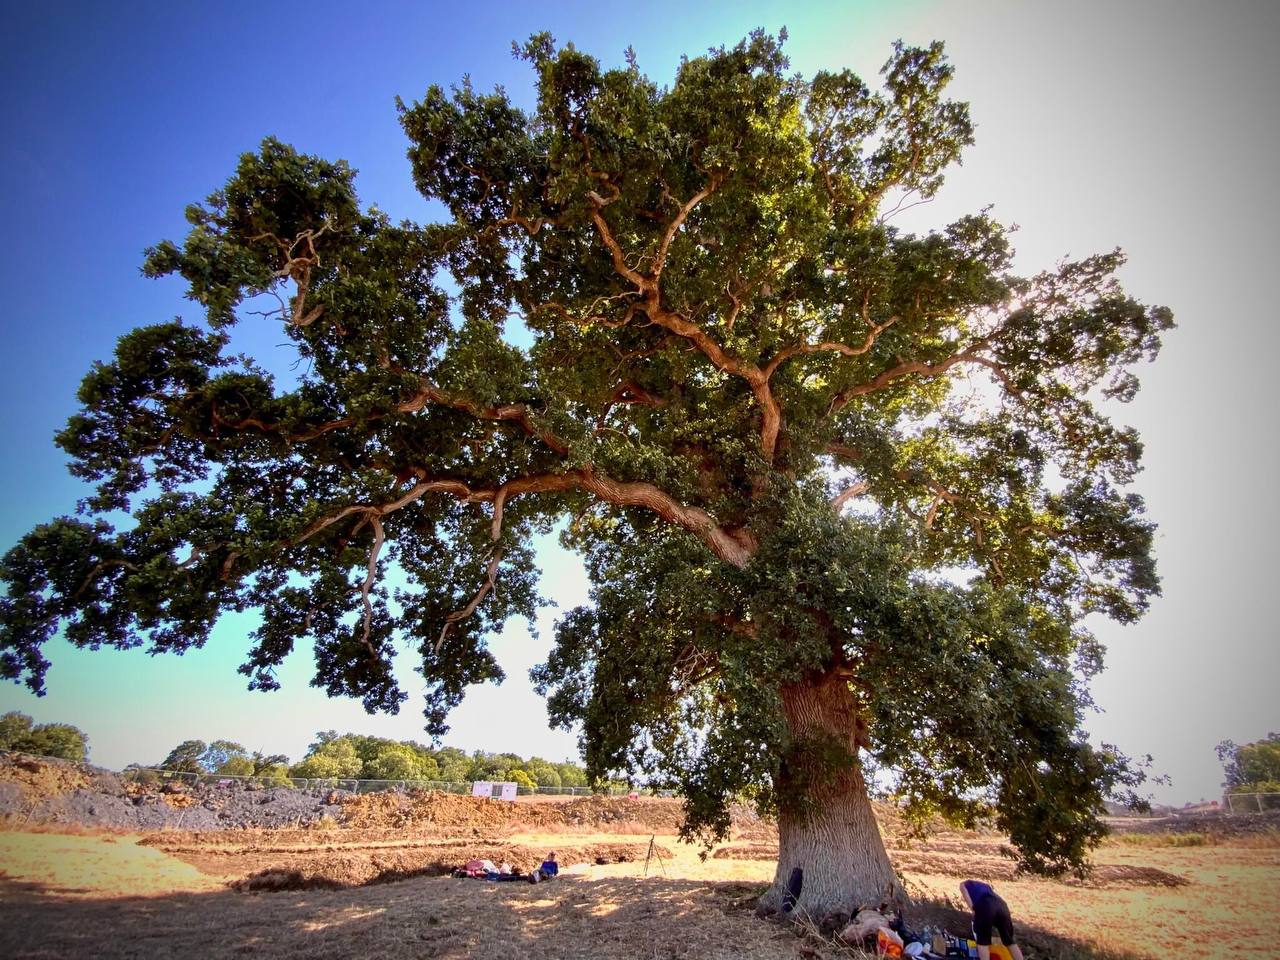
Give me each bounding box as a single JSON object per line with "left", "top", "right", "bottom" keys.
{"left": 280, "top": 731, "right": 588, "bottom": 785}
{"left": 0, "top": 711, "right": 90, "bottom": 763}
{"left": 1217, "top": 734, "right": 1280, "bottom": 795}
{"left": 158, "top": 738, "right": 288, "bottom": 777}
{"left": 0, "top": 31, "right": 1169, "bottom": 888}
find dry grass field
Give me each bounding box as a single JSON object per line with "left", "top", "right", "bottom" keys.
{"left": 1, "top": 790, "right": 1278, "bottom": 960}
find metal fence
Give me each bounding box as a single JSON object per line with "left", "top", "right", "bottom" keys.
{"left": 120, "top": 767, "right": 671, "bottom": 797}
{"left": 1224, "top": 792, "right": 1280, "bottom": 814}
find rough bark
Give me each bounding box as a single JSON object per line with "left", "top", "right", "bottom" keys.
{"left": 757, "top": 672, "right": 903, "bottom": 919}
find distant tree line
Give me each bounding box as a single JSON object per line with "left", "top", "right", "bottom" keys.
{"left": 156, "top": 739, "right": 290, "bottom": 779}
{"left": 154, "top": 730, "right": 592, "bottom": 788}
{"left": 1217, "top": 733, "right": 1280, "bottom": 795}
{"left": 0, "top": 711, "right": 89, "bottom": 762}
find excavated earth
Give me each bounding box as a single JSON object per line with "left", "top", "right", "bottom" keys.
{"left": 0, "top": 752, "right": 773, "bottom": 838}
{"left": 145, "top": 835, "right": 676, "bottom": 891}
{"left": 2, "top": 752, "right": 1227, "bottom": 893}
{"left": 0, "top": 753, "right": 755, "bottom": 891}
{"left": 0, "top": 752, "right": 343, "bottom": 831}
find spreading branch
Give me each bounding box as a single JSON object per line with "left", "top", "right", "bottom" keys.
{"left": 434, "top": 548, "right": 503, "bottom": 654}
{"left": 653, "top": 177, "right": 720, "bottom": 278}
{"left": 358, "top": 516, "right": 385, "bottom": 656}
{"left": 831, "top": 480, "right": 869, "bottom": 512}
{"left": 826, "top": 339, "right": 997, "bottom": 415}
{"left": 587, "top": 183, "right": 788, "bottom": 465}
{"left": 763, "top": 317, "right": 898, "bottom": 381}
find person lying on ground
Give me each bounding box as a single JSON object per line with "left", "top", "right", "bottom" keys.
{"left": 959, "top": 880, "right": 1024, "bottom": 960}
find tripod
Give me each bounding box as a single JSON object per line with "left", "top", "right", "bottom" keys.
{"left": 643, "top": 834, "right": 668, "bottom": 877}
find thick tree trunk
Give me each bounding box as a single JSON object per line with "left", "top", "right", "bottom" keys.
{"left": 757, "top": 672, "right": 902, "bottom": 919}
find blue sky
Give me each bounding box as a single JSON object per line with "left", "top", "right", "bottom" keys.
{"left": 1, "top": 0, "right": 1276, "bottom": 803}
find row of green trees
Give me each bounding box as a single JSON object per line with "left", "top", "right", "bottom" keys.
{"left": 1217, "top": 733, "right": 1280, "bottom": 795}
{"left": 157, "top": 730, "right": 591, "bottom": 788}
{"left": 0, "top": 711, "right": 89, "bottom": 762}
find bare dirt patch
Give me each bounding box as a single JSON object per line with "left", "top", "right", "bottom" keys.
{"left": 715, "top": 837, "right": 1186, "bottom": 888}
{"left": 712, "top": 843, "right": 779, "bottom": 860}
{"left": 4, "top": 752, "right": 1279, "bottom": 959}
{"left": 0, "top": 753, "right": 94, "bottom": 801}
{"left": 334, "top": 790, "right": 727, "bottom": 836}
{"left": 1104, "top": 808, "right": 1280, "bottom": 843}
{"left": 3, "top": 825, "right": 1279, "bottom": 959}
{"left": 137, "top": 830, "right": 670, "bottom": 891}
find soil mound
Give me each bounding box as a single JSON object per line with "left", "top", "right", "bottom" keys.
{"left": 0, "top": 753, "right": 345, "bottom": 831}
{"left": 0, "top": 751, "right": 98, "bottom": 800}
{"left": 338, "top": 789, "right": 550, "bottom": 832}
{"left": 889, "top": 847, "right": 1188, "bottom": 888}
{"left": 1, "top": 753, "right": 777, "bottom": 839}
{"left": 556, "top": 795, "right": 684, "bottom": 832}
{"left": 334, "top": 788, "right": 772, "bottom": 838}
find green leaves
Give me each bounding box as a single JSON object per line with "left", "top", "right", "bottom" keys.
{"left": 144, "top": 138, "right": 361, "bottom": 329}
{"left": 1217, "top": 734, "right": 1280, "bottom": 792}
{"left": 1, "top": 32, "right": 1171, "bottom": 878}
{"left": 0, "top": 711, "right": 89, "bottom": 762}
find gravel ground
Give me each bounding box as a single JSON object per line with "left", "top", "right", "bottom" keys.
{"left": 25, "top": 783, "right": 347, "bottom": 830}
{"left": 0, "top": 753, "right": 348, "bottom": 831}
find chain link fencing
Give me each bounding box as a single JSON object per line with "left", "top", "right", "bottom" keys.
{"left": 120, "top": 767, "right": 671, "bottom": 798}
{"left": 1224, "top": 792, "right": 1280, "bottom": 814}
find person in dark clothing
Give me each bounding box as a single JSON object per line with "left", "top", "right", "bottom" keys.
{"left": 529, "top": 851, "right": 560, "bottom": 883}
{"left": 959, "top": 881, "right": 1024, "bottom": 960}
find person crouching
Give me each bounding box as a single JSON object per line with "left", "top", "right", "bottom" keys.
{"left": 959, "top": 880, "right": 1024, "bottom": 960}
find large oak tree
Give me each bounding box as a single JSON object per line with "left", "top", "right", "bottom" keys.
{"left": 0, "top": 33, "right": 1169, "bottom": 914}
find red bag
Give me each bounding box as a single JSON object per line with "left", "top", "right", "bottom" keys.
{"left": 877, "top": 928, "right": 904, "bottom": 958}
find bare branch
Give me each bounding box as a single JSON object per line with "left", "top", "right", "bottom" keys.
{"left": 653, "top": 177, "right": 720, "bottom": 278}
{"left": 395, "top": 382, "right": 572, "bottom": 456}
{"left": 643, "top": 300, "right": 785, "bottom": 464}
{"left": 588, "top": 196, "right": 650, "bottom": 291}
{"left": 358, "top": 516, "right": 385, "bottom": 656}
{"left": 490, "top": 485, "right": 508, "bottom": 542}
{"left": 434, "top": 548, "right": 503, "bottom": 654}
{"left": 72, "top": 559, "right": 140, "bottom": 601}
{"left": 584, "top": 186, "right": 797, "bottom": 465}
{"left": 174, "top": 546, "right": 204, "bottom": 571}
{"left": 289, "top": 478, "right": 457, "bottom": 547}
{"left": 827, "top": 339, "right": 995, "bottom": 415}
{"left": 831, "top": 480, "right": 869, "bottom": 512}
{"left": 923, "top": 493, "right": 945, "bottom": 529}
{"left": 533, "top": 294, "right": 641, "bottom": 330}
{"left": 763, "top": 316, "right": 898, "bottom": 381}
{"left": 220, "top": 551, "right": 241, "bottom": 581}
{"left": 824, "top": 442, "right": 862, "bottom": 462}
{"left": 290, "top": 464, "right": 754, "bottom": 574}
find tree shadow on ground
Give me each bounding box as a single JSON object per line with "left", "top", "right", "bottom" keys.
{"left": 0, "top": 873, "right": 1145, "bottom": 960}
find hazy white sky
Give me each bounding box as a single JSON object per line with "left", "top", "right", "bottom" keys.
{"left": 0, "top": 0, "right": 1276, "bottom": 806}
{"left": 898, "top": 0, "right": 1280, "bottom": 804}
